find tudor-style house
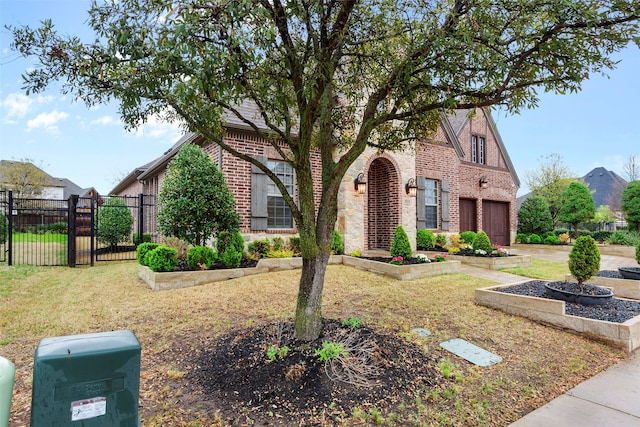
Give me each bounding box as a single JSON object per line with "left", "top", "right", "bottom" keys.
{"left": 112, "top": 107, "right": 520, "bottom": 252}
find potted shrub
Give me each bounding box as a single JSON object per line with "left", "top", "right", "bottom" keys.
{"left": 544, "top": 236, "right": 613, "bottom": 304}
{"left": 618, "top": 239, "right": 640, "bottom": 280}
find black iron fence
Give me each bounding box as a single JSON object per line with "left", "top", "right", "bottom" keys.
{"left": 0, "top": 191, "right": 157, "bottom": 267}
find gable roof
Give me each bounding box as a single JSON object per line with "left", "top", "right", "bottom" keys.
{"left": 0, "top": 160, "right": 95, "bottom": 199}
{"left": 440, "top": 109, "right": 521, "bottom": 188}
{"left": 583, "top": 167, "right": 628, "bottom": 208}
{"left": 113, "top": 106, "right": 521, "bottom": 192}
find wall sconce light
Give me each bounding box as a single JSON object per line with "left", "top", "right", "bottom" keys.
{"left": 405, "top": 178, "right": 418, "bottom": 197}
{"left": 479, "top": 177, "right": 488, "bottom": 189}
{"left": 354, "top": 173, "right": 367, "bottom": 194}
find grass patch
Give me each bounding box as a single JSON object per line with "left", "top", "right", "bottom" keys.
{"left": 1, "top": 262, "right": 625, "bottom": 426}
{"left": 12, "top": 232, "right": 68, "bottom": 244}
{"left": 500, "top": 258, "right": 570, "bottom": 281}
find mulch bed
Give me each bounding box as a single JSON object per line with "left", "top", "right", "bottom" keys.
{"left": 496, "top": 280, "right": 640, "bottom": 323}
{"left": 170, "top": 319, "right": 444, "bottom": 425}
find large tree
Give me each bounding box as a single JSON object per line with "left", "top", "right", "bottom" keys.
{"left": 524, "top": 154, "right": 576, "bottom": 227}
{"left": 11, "top": 0, "right": 639, "bottom": 340}
{"left": 158, "top": 144, "right": 240, "bottom": 246}
{"left": 517, "top": 195, "right": 552, "bottom": 236}
{"left": 0, "top": 159, "right": 49, "bottom": 199}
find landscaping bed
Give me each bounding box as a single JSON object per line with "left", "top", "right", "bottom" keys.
{"left": 445, "top": 253, "right": 531, "bottom": 270}
{"left": 475, "top": 281, "right": 640, "bottom": 352}
{"left": 139, "top": 255, "right": 461, "bottom": 290}
{"left": 563, "top": 271, "right": 640, "bottom": 300}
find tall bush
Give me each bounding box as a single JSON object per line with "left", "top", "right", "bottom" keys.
{"left": 217, "top": 231, "right": 245, "bottom": 255}
{"left": 621, "top": 181, "right": 640, "bottom": 232}
{"left": 517, "top": 195, "right": 553, "bottom": 235}
{"left": 158, "top": 144, "right": 240, "bottom": 245}
{"left": 187, "top": 246, "right": 217, "bottom": 270}
{"left": 390, "top": 225, "right": 412, "bottom": 259}
{"left": 558, "top": 182, "right": 595, "bottom": 239}
{"left": 568, "top": 236, "right": 600, "bottom": 287}
{"left": 137, "top": 242, "right": 159, "bottom": 266}
{"left": 145, "top": 245, "right": 178, "bottom": 272}
{"left": 459, "top": 231, "right": 477, "bottom": 245}
{"left": 97, "top": 196, "right": 134, "bottom": 249}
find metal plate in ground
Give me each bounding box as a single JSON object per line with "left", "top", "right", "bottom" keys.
{"left": 439, "top": 338, "right": 502, "bottom": 367}
{"left": 411, "top": 328, "right": 432, "bottom": 337}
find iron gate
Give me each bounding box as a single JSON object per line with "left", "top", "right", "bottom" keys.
{"left": 1, "top": 191, "right": 156, "bottom": 266}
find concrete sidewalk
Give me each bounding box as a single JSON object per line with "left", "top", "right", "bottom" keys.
{"left": 509, "top": 350, "right": 640, "bottom": 426}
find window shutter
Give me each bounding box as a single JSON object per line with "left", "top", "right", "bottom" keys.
{"left": 251, "top": 156, "right": 268, "bottom": 230}
{"left": 441, "top": 179, "right": 450, "bottom": 231}
{"left": 416, "top": 176, "right": 426, "bottom": 230}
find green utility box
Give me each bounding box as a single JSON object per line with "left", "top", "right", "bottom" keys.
{"left": 0, "top": 356, "right": 16, "bottom": 427}
{"left": 30, "top": 330, "right": 140, "bottom": 427}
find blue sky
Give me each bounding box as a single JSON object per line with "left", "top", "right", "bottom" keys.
{"left": 1, "top": 0, "right": 638, "bottom": 196}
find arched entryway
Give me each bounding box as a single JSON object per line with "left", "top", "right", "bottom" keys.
{"left": 366, "top": 157, "right": 400, "bottom": 251}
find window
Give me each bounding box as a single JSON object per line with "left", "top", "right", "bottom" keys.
{"left": 471, "top": 135, "right": 485, "bottom": 164}
{"left": 425, "top": 179, "right": 438, "bottom": 229}
{"left": 267, "top": 160, "right": 294, "bottom": 228}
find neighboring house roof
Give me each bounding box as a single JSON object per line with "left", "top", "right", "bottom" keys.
{"left": 113, "top": 106, "right": 521, "bottom": 191}
{"left": 582, "top": 167, "right": 627, "bottom": 208}
{"left": 517, "top": 166, "right": 628, "bottom": 211}
{"left": 0, "top": 159, "right": 95, "bottom": 199}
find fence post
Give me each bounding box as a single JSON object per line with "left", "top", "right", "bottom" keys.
{"left": 90, "top": 196, "right": 95, "bottom": 267}
{"left": 7, "top": 191, "right": 12, "bottom": 266}
{"left": 67, "top": 195, "right": 79, "bottom": 267}
{"left": 138, "top": 194, "right": 144, "bottom": 244}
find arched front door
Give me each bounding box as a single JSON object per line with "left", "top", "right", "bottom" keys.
{"left": 367, "top": 157, "right": 399, "bottom": 251}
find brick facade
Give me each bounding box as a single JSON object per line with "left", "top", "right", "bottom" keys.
{"left": 114, "top": 108, "right": 519, "bottom": 251}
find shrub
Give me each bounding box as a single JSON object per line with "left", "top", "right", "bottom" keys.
{"left": 97, "top": 196, "right": 134, "bottom": 248}
{"left": 133, "top": 232, "right": 152, "bottom": 244}
{"left": 621, "top": 180, "right": 640, "bottom": 231}
{"left": 332, "top": 230, "right": 344, "bottom": 255}
{"left": 266, "top": 249, "right": 295, "bottom": 258}
{"left": 145, "top": 245, "right": 178, "bottom": 272}
{"left": 48, "top": 222, "right": 68, "bottom": 234}
{"left": 187, "top": 246, "right": 217, "bottom": 270}
{"left": 272, "top": 237, "right": 284, "bottom": 251}
{"left": 161, "top": 236, "right": 189, "bottom": 261}
{"left": 288, "top": 236, "right": 301, "bottom": 256}
{"left": 342, "top": 317, "right": 362, "bottom": 329}
{"left": 459, "top": 231, "right": 477, "bottom": 245}
{"left": 515, "top": 233, "right": 529, "bottom": 244}
{"left": 608, "top": 231, "right": 631, "bottom": 245}
{"left": 434, "top": 233, "right": 447, "bottom": 248}
{"left": 217, "top": 231, "right": 245, "bottom": 255}
{"left": 553, "top": 228, "right": 569, "bottom": 236}
{"left": 390, "top": 225, "right": 412, "bottom": 259}
{"left": 544, "top": 235, "right": 560, "bottom": 245}
{"left": 558, "top": 233, "right": 570, "bottom": 244}
{"left": 314, "top": 341, "right": 345, "bottom": 361}
{"left": 636, "top": 240, "right": 640, "bottom": 265}
{"left": 542, "top": 231, "right": 555, "bottom": 240}
{"left": 416, "top": 229, "right": 435, "bottom": 250}
{"left": 568, "top": 236, "right": 600, "bottom": 287}
{"left": 529, "top": 233, "right": 542, "bottom": 244}
{"left": 448, "top": 234, "right": 461, "bottom": 248}
{"left": 0, "top": 212, "right": 7, "bottom": 244}
{"left": 350, "top": 250, "right": 362, "bottom": 257}
{"left": 591, "top": 230, "right": 613, "bottom": 243}
{"left": 137, "top": 242, "right": 159, "bottom": 265}
{"left": 252, "top": 238, "right": 272, "bottom": 257}
{"left": 472, "top": 231, "right": 492, "bottom": 253}
{"left": 220, "top": 246, "right": 242, "bottom": 268}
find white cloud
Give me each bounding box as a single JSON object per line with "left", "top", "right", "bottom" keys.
{"left": 27, "top": 110, "right": 70, "bottom": 133}
{"left": 91, "top": 115, "right": 118, "bottom": 126}
{"left": 1, "top": 93, "right": 33, "bottom": 118}
{"left": 132, "top": 114, "right": 184, "bottom": 144}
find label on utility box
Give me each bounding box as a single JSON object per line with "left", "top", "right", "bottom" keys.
{"left": 71, "top": 397, "right": 107, "bottom": 421}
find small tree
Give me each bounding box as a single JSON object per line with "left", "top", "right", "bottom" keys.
{"left": 97, "top": 196, "right": 133, "bottom": 249}
{"left": 558, "top": 182, "right": 595, "bottom": 238}
{"left": 158, "top": 144, "right": 240, "bottom": 246}
{"left": 472, "top": 231, "right": 493, "bottom": 253}
{"left": 390, "top": 226, "right": 412, "bottom": 260}
{"left": 518, "top": 195, "right": 553, "bottom": 236}
{"left": 568, "top": 236, "right": 600, "bottom": 288}
{"left": 621, "top": 181, "right": 640, "bottom": 232}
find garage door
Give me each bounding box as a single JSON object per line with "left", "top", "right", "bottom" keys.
{"left": 482, "top": 201, "right": 510, "bottom": 246}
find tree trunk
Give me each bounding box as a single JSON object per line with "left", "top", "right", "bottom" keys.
{"left": 294, "top": 248, "right": 330, "bottom": 341}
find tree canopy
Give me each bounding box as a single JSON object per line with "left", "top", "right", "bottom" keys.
{"left": 158, "top": 144, "right": 240, "bottom": 246}
{"left": 517, "top": 195, "right": 553, "bottom": 235}
{"left": 11, "top": 0, "right": 639, "bottom": 341}
{"left": 0, "top": 159, "right": 49, "bottom": 199}
{"left": 524, "top": 154, "right": 577, "bottom": 226}
{"left": 97, "top": 196, "right": 134, "bottom": 248}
